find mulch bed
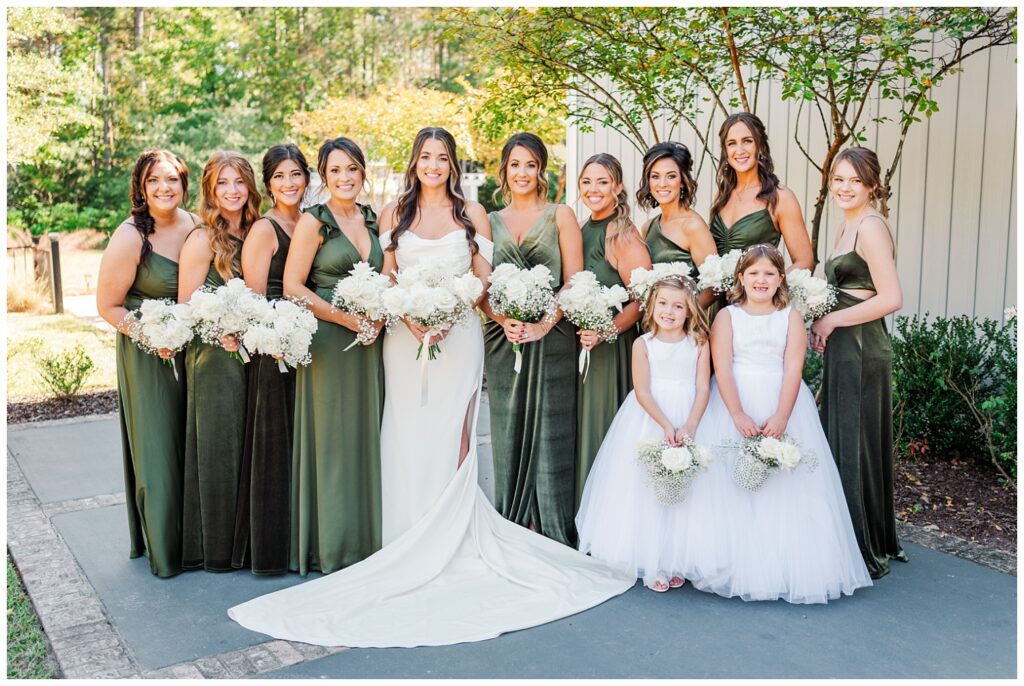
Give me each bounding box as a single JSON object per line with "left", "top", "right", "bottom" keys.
{"left": 7, "top": 389, "right": 118, "bottom": 425}
{"left": 895, "top": 454, "right": 1017, "bottom": 553}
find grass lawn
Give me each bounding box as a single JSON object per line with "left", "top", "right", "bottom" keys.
{"left": 7, "top": 556, "right": 58, "bottom": 678}
{"left": 7, "top": 312, "right": 117, "bottom": 399}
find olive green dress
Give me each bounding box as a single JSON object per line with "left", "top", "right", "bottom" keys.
{"left": 484, "top": 204, "right": 578, "bottom": 547}
{"left": 644, "top": 215, "right": 696, "bottom": 276}
{"left": 819, "top": 238, "right": 908, "bottom": 579}
{"left": 291, "top": 203, "right": 384, "bottom": 575}
{"left": 575, "top": 216, "right": 641, "bottom": 507}
{"left": 232, "top": 218, "right": 295, "bottom": 575}
{"left": 708, "top": 208, "right": 780, "bottom": 320}
{"left": 182, "top": 236, "right": 246, "bottom": 572}
{"left": 117, "top": 250, "right": 186, "bottom": 578}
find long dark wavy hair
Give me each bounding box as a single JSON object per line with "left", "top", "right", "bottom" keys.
{"left": 710, "top": 112, "right": 781, "bottom": 220}
{"left": 386, "top": 127, "right": 477, "bottom": 255}
{"left": 261, "top": 143, "right": 310, "bottom": 207}
{"left": 198, "top": 151, "right": 262, "bottom": 282}
{"left": 128, "top": 149, "right": 190, "bottom": 260}
{"left": 316, "top": 137, "right": 367, "bottom": 199}
{"left": 495, "top": 132, "right": 549, "bottom": 205}
{"left": 636, "top": 141, "right": 698, "bottom": 211}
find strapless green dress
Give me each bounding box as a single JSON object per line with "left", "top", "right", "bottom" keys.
{"left": 117, "top": 250, "right": 186, "bottom": 577}
{"left": 708, "top": 208, "right": 780, "bottom": 320}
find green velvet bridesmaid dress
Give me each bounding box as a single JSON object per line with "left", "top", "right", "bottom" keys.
{"left": 575, "top": 216, "right": 640, "bottom": 507}
{"left": 117, "top": 251, "right": 186, "bottom": 577}
{"left": 182, "top": 236, "right": 246, "bottom": 572}
{"left": 290, "top": 203, "right": 384, "bottom": 575}
{"left": 819, "top": 240, "right": 908, "bottom": 579}
{"left": 232, "top": 218, "right": 294, "bottom": 575}
{"left": 483, "top": 204, "right": 578, "bottom": 547}
{"left": 708, "top": 208, "right": 780, "bottom": 320}
{"left": 644, "top": 215, "right": 697, "bottom": 276}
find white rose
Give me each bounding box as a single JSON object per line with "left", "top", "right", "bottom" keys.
{"left": 433, "top": 287, "right": 460, "bottom": 313}
{"left": 405, "top": 285, "right": 436, "bottom": 319}
{"left": 529, "top": 265, "right": 553, "bottom": 288}
{"left": 660, "top": 446, "right": 693, "bottom": 472}
{"left": 758, "top": 437, "right": 784, "bottom": 464}
{"left": 381, "top": 287, "right": 409, "bottom": 316}
{"left": 503, "top": 279, "right": 529, "bottom": 303}
{"left": 777, "top": 442, "right": 801, "bottom": 470}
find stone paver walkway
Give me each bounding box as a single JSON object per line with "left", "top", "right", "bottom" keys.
{"left": 6, "top": 407, "right": 1017, "bottom": 679}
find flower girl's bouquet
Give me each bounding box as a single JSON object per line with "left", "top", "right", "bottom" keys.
{"left": 786, "top": 269, "right": 838, "bottom": 320}
{"left": 330, "top": 261, "right": 393, "bottom": 350}
{"left": 557, "top": 270, "right": 629, "bottom": 380}
{"left": 628, "top": 262, "right": 694, "bottom": 308}
{"left": 241, "top": 298, "right": 319, "bottom": 372}
{"left": 729, "top": 434, "right": 818, "bottom": 492}
{"left": 121, "top": 299, "right": 196, "bottom": 379}
{"left": 187, "top": 278, "right": 269, "bottom": 363}
{"left": 487, "top": 263, "right": 557, "bottom": 373}
{"left": 697, "top": 249, "right": 742, "bottom": 294}
{"left": 636, "top": 437, "right": 714, "bottom": 505}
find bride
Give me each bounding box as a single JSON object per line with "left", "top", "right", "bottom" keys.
{"left": 228, "top": 128, "right": 634, "bottom": 648}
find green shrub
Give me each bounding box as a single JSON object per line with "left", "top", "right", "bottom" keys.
{"left": 892, "top": 312, "right": 1017, "bottom": 482}
{"left": 802, "top": 348, "right": 823, "bottom": 396}
{"left": 33, "top": 344, "right": 95, "bottom": 399}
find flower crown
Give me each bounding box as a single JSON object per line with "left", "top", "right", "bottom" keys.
{"left": 653, "top": 273, "right": 699, "bottom": 296}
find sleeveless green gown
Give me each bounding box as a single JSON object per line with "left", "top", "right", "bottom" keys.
{"left": 575, "top": 216, "right": 641, "bottom": 507}
{"left": 708, "top": 208, "right": 780, "bottom": 320}
{"left": 819, "top": 243, "right": 908, "bottom": 579}
{"left": 290, "top": 203, "right": 384, "bottom": 575}
{"left": 483, "top": 204, "right": 578, "bottom": 547}
{"left": 117, "top": 250, "right": 186, "bottom": 577}
{"left": 644, "top": 215, "right": 696, "bottom": 276}
{"left": 232, "top": 218, "right": 295, "bottom": 575}
{"left": 182, "top": 235, "right": 246, "bottom": 572}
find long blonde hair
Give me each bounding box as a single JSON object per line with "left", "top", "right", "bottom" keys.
{"left": 579, "top": 153, "right": 636, "bottom": 248}
{"left": 198, "top": 151, "right": 262, "bottom": 282}
{"left": 727, "top": 243, "right": 790, "bottom": 309}
{"left": 641, "top": 275, "right": 709, "bottom": 345}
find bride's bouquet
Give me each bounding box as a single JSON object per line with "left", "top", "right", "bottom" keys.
{"left": 381, "top": 256, "right": 484, "bottom": 362}
{"left": 636, "top": 437, "right": 714, "bottom": 505}
{"left": 628, "top": 262, "right": 694, "bottom": 309}
{"left": 487, "top": 263, "right": 557, "bottom": 373}
{"left": 729, "top": 434, "right": 818, "bottom": 492}
{"left": 557, "top": 270, "right": 629, "bottom": 380}
{"left": 120, "top": 298, "right": 196, "bottom": 379}
{"left": 697, "top": 249, "right": 742, "bottom": 294}
{"left": 786, "top": 269, "right": 838, "bottom": 320}
{"left": 241, "top": 298, "right": 319, "bottom": 372}
{"left": 187, "top": 278, "right": 269, "bottom": 363}
{"left": 330, "top": 261, "right": 393, "bottom": 350}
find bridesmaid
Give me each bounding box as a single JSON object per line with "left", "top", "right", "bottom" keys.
{"left": 97, "top": 149, "right": 196, "bottom": 578}
{"left": 574, "top": 153, "right": 651, "bottom": 506}
{"left": 812, "top": 146, "right": 908, "bottom": 579}
{"left": 284, "top": 137, "right": 384, "bottom": 575}
{"left": 178, "top": 151, "right": 262, "bottom": 572}
{"left": 636, "top": 141, "right": 718, "bottom": 310}
{"left": 483, "top": 132, "right": 584, "bottom": 547}
{"left": 232, "top": 144, "right": 310, "bottom": 575}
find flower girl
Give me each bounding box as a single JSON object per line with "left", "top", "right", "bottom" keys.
{"left": 691, "top": 244, "right": 872, "bottom": 603}
{"left": 576, "top": 275, "right": 712, "bottom": 592}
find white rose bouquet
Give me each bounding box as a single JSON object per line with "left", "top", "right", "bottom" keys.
{"left": 487, "top": 263, "right": 557, "bottom": 373}
{"left": 697, "top": 249, "right": 742, "bottom": 294}
{"left": 636, "top": 437, "right": 715, "bottom": 505}
{"left": 240, "top": 297, "right": 319, "bottom": 372}
{"left": 787, "top": 269, "right": 838, "bottom": 320}
{"left": 187, "top": 277, "right": 270, "bottom": 363}
{"left": 120, "top": 298, "right": 196, "bottom": 379}
{"left": 557, "top": 270, "right": 629, "bottom": 380}
{"left": 628, "top": 262, "right": 694, "bottom": 308}
{"left": 330, "top": 261, "right": 393, "bottom": 350}
{"left": 729, "top": 434, "right": 818, "bottom": 492}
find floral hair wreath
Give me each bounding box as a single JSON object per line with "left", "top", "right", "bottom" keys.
{"left": 653, "top": 273, "right": 700, "bottom": 296}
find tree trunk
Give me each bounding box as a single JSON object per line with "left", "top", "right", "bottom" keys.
{"left": 99, "top": 25, "right": 113, "bottom": 170}
{"left": 134, "top": 8, "right": 144, "bottom": 49}
{"left": 809, "top": 135, "right": 848, "bottom": 266}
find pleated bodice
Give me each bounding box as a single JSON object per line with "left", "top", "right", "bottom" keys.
{"left": 709, "top": 208, "right": 780, "bottom": 253}
{"left": 489, "top": 204, "right": 563, "bottom": 287}
{"left": 825, "top": 250, "right": 876, "bottom": 293}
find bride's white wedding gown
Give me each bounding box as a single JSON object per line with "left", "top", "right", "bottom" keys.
{"left": 228, "top": 229, "right": 634, "bottom": 648}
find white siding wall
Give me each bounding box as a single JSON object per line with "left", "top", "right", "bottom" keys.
{"left": 566, "top": 42, "right": 1017, "bottom": 321}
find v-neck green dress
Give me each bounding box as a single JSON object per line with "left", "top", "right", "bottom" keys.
{"left": 483, "top": 204, "right": 578, "bottom": 547}
{"left": 182, "top": 234, "right": 246, "bottom": 572}
{"left": 575, "top": 216, "right": 642, "bottom": 507}
{"left": 232, "top": 218, "right": 295, "bottom": 575}
{"left": 708, "top": 208, "right": 781, "bottom": 320}
{"left": 644, "top": 215, "right": 696, "bottom": 276}
{"left": 290, "top": 203, "right": 384, "bottom": 575}
{"left": 819, "top": 236, "right": 908, "bottom": 579}
{"left": 117, "top": 249, "right": 187, "bottom": 578}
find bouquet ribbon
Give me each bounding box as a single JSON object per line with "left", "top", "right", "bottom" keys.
{"left": 513, "top": 343, "right": 523, "bottom": 374}
{"left": 168, "top": 357, "right": 179, "bottom": 381}
{"left": 419, "top": 327, "right": 444, "bottom": 406}
{"left": 578, "top": 348, "right": 591, "bottom": 381}
{"left": 277, "top": 358, "right": 289, "bottom": 373}
{"left": 237, "top": 340, "right": 251, "bottom": 363}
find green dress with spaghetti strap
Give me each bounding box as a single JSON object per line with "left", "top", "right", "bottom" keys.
{"left": 708, "top": 208, "right": 781, "bottom": 321}
{"left": 232, "top": 218, "right": 295, "bottom": 575}
{"left": 483, "top": 204, "right": 578, "bottom": 547}
{"left": 290, "top": 203, "right": 384, "bottom": 575}
{"left": 575, "top": 216, "right": 641, "bottom": 507}
{"left": 644, "top": 215, "right": 696, "bottom": 276}
{"left": 819, "top": 226, "right": 908, "bottom": 579}
{"left": 182, "top": 234, "right": 246, "bottom": 572}
{"left": 117, "top": 249, "right": 187, "bottom": 577}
